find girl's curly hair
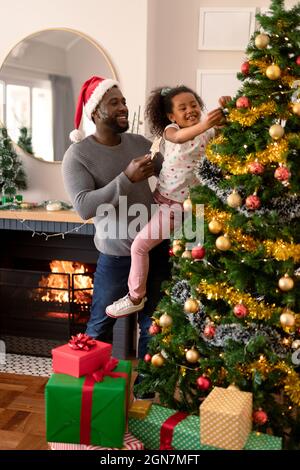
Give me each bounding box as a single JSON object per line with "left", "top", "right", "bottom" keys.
{"left": 145, "top": 85, "right": 204, "bottom": 137}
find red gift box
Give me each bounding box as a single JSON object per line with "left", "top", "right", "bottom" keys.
{"left": 48, "top": 432, "right": 144, "bottom": 450}
{"left": 52, "top": 335, "right": 112, "bottom": 378}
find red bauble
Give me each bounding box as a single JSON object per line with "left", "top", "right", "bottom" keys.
{"left": 149, "top": 323, "right": 161, "bottom": 335}
{"left": 144, "top": 353, "right": 152, "bottom": 362}
{"left": 274, "top": 165, "right": 290, "bottom": 182}
{"left": 191, "top": 245, "right": 206, "bottom": 260}
{"left": 253, "top": 409, "right": 268, "bottom": 425}
{"left": 245, "top": 194, "right": 261, "bottom": 210}
{"left": 236, "top": 96, "right": 250, "bottom": 108}
{"left": 169, "top": 248, "right": 174, "bottom": 256}
{"left": 233, "top": 303, "right": 249, "bottom": 318}
{"left": 196, "top": 375, "right": 211, "bottom": 391}
{"left": 241, "top": 61, "right": 250, "bottom": 75}
{"left": 248, "top": 161, "right": 265, "bottom": 175}
{"left": 296, "top": 56, "right": 300, "bottom": 66}
{"left": 204, "top": 324, "right": 216, "bottom": 339}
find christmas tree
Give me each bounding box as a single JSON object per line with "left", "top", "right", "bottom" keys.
{"left": 137, "top": 0, "right": 300, "bottom": 449}
{"left": 0, "top": 127, "right": 27, "bottom": 197}
{"left": 17, "top": 126, "right": 34, "bottom": 155}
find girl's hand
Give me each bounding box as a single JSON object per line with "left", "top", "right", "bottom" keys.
{"left": 218, "top": 96, "right": 231, "bottom": 108}
{"left": 202, "top": 108, "right": 224, "bottom": 130}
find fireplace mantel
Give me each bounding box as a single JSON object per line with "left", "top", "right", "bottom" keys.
{"left": 0, "top": 209, "right": 94, "bottom": 235}
{"left": 0, "top": 209, "right": 93, "bottom": 224}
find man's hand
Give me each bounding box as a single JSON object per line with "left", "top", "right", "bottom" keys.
{"left": 124, "top": 154, "right": 155, "bottom": 182}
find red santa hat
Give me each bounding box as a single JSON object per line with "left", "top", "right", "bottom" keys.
{"left": 70, "top": 75, "right": 119, "bottom": 143}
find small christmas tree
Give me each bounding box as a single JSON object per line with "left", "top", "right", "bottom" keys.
{"left": 0, "top": 127, "right": 27, "bottom": 198}
{"left": 17, "top": 126, "right": 34, "bottom": 155}
{"left": 137, "top": 0, "right": 300, "bottom": 449}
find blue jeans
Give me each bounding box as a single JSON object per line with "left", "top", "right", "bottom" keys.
{"left": 86, "top": 241, "right": 170, "bottom": 359}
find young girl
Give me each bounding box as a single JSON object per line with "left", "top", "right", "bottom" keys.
{"left": 106, "top": 85, "right": 226, "bottom": 318}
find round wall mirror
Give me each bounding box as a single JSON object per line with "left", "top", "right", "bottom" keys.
{"left": 0, "top": 28, "right": 117, "bottom": 163}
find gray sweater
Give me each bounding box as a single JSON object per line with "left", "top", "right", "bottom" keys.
{"left": 62, "top": 133, "right": 161, "bottom": 256}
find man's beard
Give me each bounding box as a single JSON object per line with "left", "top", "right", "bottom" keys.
{"left": 105, "top": 116, "right": 129, "bottom": 134}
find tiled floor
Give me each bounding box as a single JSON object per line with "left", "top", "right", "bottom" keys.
{"left": 0, "top": 354, "right": 52, "bottom": 377}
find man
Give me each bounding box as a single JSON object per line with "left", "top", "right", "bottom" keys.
{"left": 62, "top": 76, "right": 170, "bottom": 375}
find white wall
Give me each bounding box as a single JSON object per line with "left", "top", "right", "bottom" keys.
{"left": 0, "top": 0, "right": 148, "bottom": 202}
{"left": 146, "top": 0, "right": 298, "bottom": 91}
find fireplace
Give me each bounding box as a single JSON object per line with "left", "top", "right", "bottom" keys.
{"left": 0, "top": 220, "right": 135, "bottom": 358}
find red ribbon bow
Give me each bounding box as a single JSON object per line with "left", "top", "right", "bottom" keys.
{"left": 159, "top": 411, "right": 188, "bottom": 450}
{"left": 80, "top": 357, "right": 128, "bottom": 445}
{"left": 68, "top": 333, "right": 96, "bottom": 351}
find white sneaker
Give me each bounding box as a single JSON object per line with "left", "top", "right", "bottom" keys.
{"left": 106, "top": 294, "right": 147, "bottom": 318}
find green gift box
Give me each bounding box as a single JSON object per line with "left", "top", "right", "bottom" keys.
{"left": 46, "top": 359, "right": 131, "bottom": 448}
{"left": 128, "top": 404, "right": 282, "bottom": 450}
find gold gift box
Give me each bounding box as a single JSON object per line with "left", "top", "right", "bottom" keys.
{"left": 200, "top": 386, "right": 252, "bottom": 450}
{"left": 128, "top": 400, "right": 152, "bottom": 419}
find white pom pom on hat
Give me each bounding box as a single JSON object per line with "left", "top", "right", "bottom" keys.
{"left": 70, "top": 76, "right": 119, "bottom": 143}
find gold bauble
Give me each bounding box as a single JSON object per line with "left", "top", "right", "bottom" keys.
{"left": 216, "top": 234, "right": 231, "bottom": 251}
{"left": 292, "top": 339, "right": 300, "bottom": 349}
{"left": 208, "top": 219, "right": 223, "bottom": 234}
{"left": 183, "top": 197, "right": 193, "bottom": 212}
{"left": 182, "top": 250, "right": 192, "bottom": 259}
{"left": 280, "top": 311, "right": 295, "bottom": 327}
{"left": 184, "top": 298, "right": 199, "bottom": 313}
{"left": 266, "top": 64, "right": 281, "bottom": 80}
{"left": 159, "top": 313, "right": 173, "bottom": 328}
{"left": 173, "top": 244, "right": 183, "bottom": 256}
{"left": 173, "top": 239, "right": 183, "bottom": 247}
{"left": 227, "top": 190, "right": 243, "bottom": 208}
{"left": 269, "top": 124, "right": 284, "bottom": 140}
{"left": 278, "top": 274, "right": 294, "bottom": 291}
{"left": 255, "top": 33, "right": 270, "bottom": 49}
{"left": 151, "top": 353, "right": 165, "bottom": 367}
{"left": 185, "top": 348, "right": 200, "bottom": 363}
{"left": 292, "top": 102, "right": 300, "bottom": 116}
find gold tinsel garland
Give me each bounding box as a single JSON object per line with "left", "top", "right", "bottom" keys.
{"left": 249, "top": 59, "right": 296, "bottom": 88}
{"left": 206, "top": 136, "right": 289, "bottom": 174}
{"left": 228, "top": 101, "right": 277, "bottom": 127}
{"left": 204, "top": 206, "right": 300, "bottom": 262}
{"left": 242, "top": 358, "right": 300, "bottom": 407}
{"left": 198, "top": 280, "right": 300, "bottom": 327}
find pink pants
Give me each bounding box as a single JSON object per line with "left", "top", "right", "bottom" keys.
{"left": 128, "top": 190, "right": 183, "bottom": 300}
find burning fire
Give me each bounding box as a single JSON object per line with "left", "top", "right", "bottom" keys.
{"left": 35, "top": 260, "right": 93, "bottom": 304}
